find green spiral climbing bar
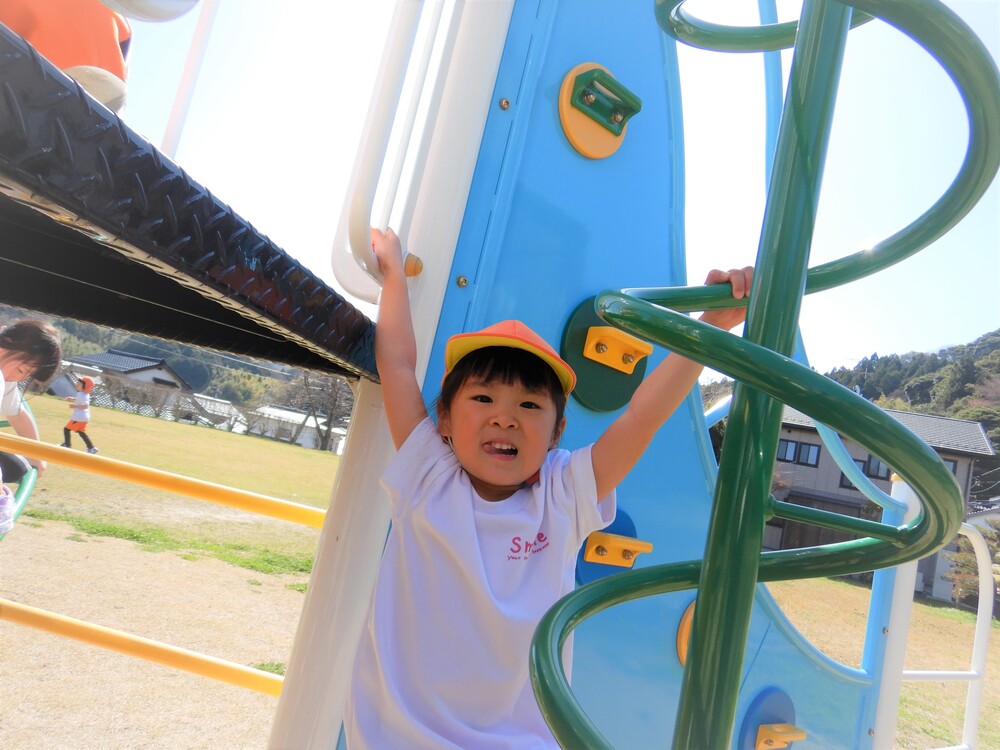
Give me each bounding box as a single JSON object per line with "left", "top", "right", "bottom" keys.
{"left": 531, "top": 0, "right": 1000, "bottom": 748}
{"left": 656, "top": 0, "right": 874, "bottom": 52}
{"left": 649, "top": 0, "right": 1000, "bottom": 303}
{"left": 530, "top": 311, "right": 964, "bottom": 748}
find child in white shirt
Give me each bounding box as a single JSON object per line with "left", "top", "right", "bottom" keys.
{"left": 60, "top": 376, "right": 98, "bottom": 454}
{"left": 0, "top": 320, "right": 62, "bottom": 485}
{"left": 0, "top": 319, "right": 62, "bottom": 534}
{"left": 344, "top": 228, "right": 751, "bottom": 748}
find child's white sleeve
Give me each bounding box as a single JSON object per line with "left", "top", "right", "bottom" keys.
{"left": 0, "top": 487, "right": 14, "bottom": 534}
{"left": 379, "top": 417, "right": 454, "bottom": 518}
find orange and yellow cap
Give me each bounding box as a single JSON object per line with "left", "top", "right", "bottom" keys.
{"left": 444, "top": 320, "right": 576, "bottom": 395}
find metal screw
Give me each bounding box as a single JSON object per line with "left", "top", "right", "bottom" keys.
{"left": 622, "top": 549, "right": 635, "bottom": 561}
{"left": 611, "top": 110, "right": 623, "bottom": 124}
{"left": 456, "top": 275, "right": 469, "bottom": 288}
{"left": 595, "top": 342, "right": 608, "bottom": 354}
{"left": 595, "top": 545, "right": 608, "bottom": 557}
{"left": 622, "top": 353, "right": 635, "bottom": 365}
{"left": 869, "top": 729, "right": 875, "bottom": 737}
{"left": 882, "top": 627, "right": 889, "bottom": 634}
{"left": 583, "top": 90, "right": 597, "bottom": 105}
{"left": 499, "top": 97, "right": 510, "bottom": 110}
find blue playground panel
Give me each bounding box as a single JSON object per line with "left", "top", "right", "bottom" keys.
{"left": 421, "top": 2, "right": 878, "bottom": 747}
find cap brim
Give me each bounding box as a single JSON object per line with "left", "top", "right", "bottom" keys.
{"left": 446, "top": 333, "right": 576, "bottom": 395}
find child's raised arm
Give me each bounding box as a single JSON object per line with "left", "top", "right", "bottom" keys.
{"left": 372, "top": 227, "right": 429, "bottom": 449}
{"left": 591, "top": 267, "right": 752, "bottom": 500}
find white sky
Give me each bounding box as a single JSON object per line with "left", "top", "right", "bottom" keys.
{"left": 120, "top": 0, "right": 999, "bottom": 375}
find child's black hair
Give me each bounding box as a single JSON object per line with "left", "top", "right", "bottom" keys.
{"left": 0, "top": 320, "right": 62, "bottom": 384}
{"left": 439, "top": 346, "right": 567, "bottom": 427}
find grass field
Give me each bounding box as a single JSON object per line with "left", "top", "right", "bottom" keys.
{"left": 17, "top": 393, "right": 334, "bottom": 558}
{"left": 8, "top": 394, "right": 999, "bottom": 747}
{"left": 768, "top": 577, "right": 999, "bottom": 748}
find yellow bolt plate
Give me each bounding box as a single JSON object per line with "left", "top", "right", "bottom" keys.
{"left": 756, "top": 723, "right": 807, "bottom": 750}
{"left": 583, "top": 326, "right": 653, "bottom": 375}
{"left": 583, "top": 531, "right": 653, "bottom": 568}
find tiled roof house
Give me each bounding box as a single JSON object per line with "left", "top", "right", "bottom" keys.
{"left": 769, "top": 406, "right": 995, "bottom": 600}
{"left": 71, "top": 349, "right": 192, "bottom": 390}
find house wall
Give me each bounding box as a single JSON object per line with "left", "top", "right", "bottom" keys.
{"left": 770, "top": 424, "right": 977, "bottom": 601}
{"left": 123, "top": 368, "right": 184, "bottom": 388}
{"left": 773, "top": 425, "right": 973, "bottom": 504}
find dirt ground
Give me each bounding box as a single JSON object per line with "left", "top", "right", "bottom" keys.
{"left": 0, "top": 517, "right": 309, "bottom": 749}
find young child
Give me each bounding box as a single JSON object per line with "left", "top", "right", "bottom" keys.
{"left": 0, "top": 320, "right": 62, "bottom": 483}
{"left": 344, "top": 228, "right": 751, "bottom": 749}
{"left": 61, "top": 376, "right": 98, "bottom": 454}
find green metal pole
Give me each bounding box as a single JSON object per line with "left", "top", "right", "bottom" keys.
{"left": 672, "top": 2, "right": 853, "bottom": 747}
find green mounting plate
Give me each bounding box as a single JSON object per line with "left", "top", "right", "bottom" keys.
{"left": 561, "top": 297, "right": 650, "bottom": 413}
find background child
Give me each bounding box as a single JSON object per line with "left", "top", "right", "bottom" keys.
{"left": 0, "top": 320, "right": 62, "bottom": 483}
{"left": 61, "top": 376, "right": 98, "bottom": 454}
{"left": 343, "top": 228, "right": 751, "bottom": 749}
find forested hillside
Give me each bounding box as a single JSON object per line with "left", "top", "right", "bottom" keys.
{"left": 825, "top": 328, "right": 1000, "bottom": 449}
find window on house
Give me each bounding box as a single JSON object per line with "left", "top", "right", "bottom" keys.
{"left": 866, "top": 455, "right": 891, "bottom": 480}
{"left": 796, "top": 442, "right": 821, "bottom": 467}
{"left": 777, "top": 439, "right": 821, "bottom": 467}
{"left": 777, "top": 439, "right": 798, "bottom": 463}
{"left": 943, "top": 458, "right": 957, "bottom": 474}
{"left": 840, "top": 458, "right": 868, "bottom": 490}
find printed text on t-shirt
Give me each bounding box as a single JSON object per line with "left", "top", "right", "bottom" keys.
{"left": 508, "top": 532, "right": 549, "bottom": 561}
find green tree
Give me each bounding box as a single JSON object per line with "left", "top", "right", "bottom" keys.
{"left": 976, "top": 350, "right": 1000, "bottom": 381}
{"left": 903, "top": 372, "right": 938, "bottom": 405}
{"left": 873, "top": 395, "right": 911, "bottom": 412}
{"left": 271, "top": 372, "right": 355, "bottom": 451}
{"left": 203, "top": 370, "right": 270, "bottom": 404}
{"left": 943, "top": 518, "right": 1000, "bottom": 612}
{"left": 931, "top": 356, "right": 977, "bottom": 411}
{"left": 872, "top": 355, "right": 901, "bottom": 397}
{"left": 56, "top": 332, "right": 103, "bottom": 361}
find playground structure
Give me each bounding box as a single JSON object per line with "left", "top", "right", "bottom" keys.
{"left": 0, "top": 1, "right": 998, "bottom": 748}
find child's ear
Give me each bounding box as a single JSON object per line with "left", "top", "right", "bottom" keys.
{"left": 436, "top": 401, "right": 451, "bottom": 438}
{"left": 550, "top": 417, "right": 566, "bottom": 448}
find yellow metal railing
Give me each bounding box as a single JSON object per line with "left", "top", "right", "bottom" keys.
{"left": 0, "top": 598, "right": 284, "bottom": 695}
{"left": 0, "top": 433, "right": 325, "bottom": 527}
{"left": 0, "top": 433, "right": 329, "bottom": 694}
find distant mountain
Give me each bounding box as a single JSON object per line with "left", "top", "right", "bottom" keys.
{"left": 825, "top": 328, "right": 1000, "bottom": 449}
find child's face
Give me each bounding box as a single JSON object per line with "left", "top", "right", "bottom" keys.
{"left": 438, "top": 376, "right": 564, "bottom": 502}
{"left": 0, "top": 354, "right": 36, "bottom": 383}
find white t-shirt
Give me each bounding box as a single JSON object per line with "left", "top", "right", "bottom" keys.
{"left": 345, "top": 418, "right": 616, "bottom": 749}
{"left": 69, "top": 392, "right": 91, "bottom": 422}
{"left": 0, "top": 484, "right": 14, "bottom": 534}
{"left": 0, "top": 373, "right": 21, "bottom": 418}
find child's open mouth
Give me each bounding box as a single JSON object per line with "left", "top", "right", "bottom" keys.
{"left": 484, "top": 441, "right": 518, "bottom": 457}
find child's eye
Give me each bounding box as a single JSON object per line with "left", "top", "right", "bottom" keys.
{"left": 471, "top": 394, "right": 492, "bottom": 403}
{"left": 520, "top": 401, "right": 540, "bottom": 410}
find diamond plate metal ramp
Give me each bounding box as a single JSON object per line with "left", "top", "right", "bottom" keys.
{"left": 0, "top": 24, "right": 375, "bottom": 380}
